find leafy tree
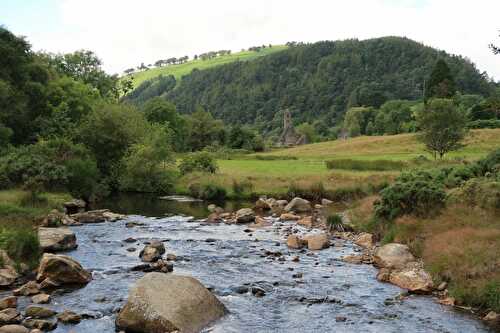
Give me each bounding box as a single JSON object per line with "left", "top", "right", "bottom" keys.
{"left": 119, "top": 124, "right": 174, "bottom": 193}
{"left": 179, "top": 151, "right": 218, "bottom": 175}
{"left": 425, "top": 59, "right": 456, "bottom": 100}
{"left": 343, "top": 107, "right": 375, "bottom": 137}
{"left": 374, "top": 100, "right": 414, "bottom": 135}
{"left": 416, "top": 98, "right": 469, "bottom": 159}
{"left": 296, "top": 122, "right": 317, "bottom": 142}
{"left": 185, "top": 106, "right": 226, "bottom": 151}
{"left": 78, "top": 103, "right": 149, "bottom": 176}
{"left": 47, "top": 50, "right": 121, "bottom": 99}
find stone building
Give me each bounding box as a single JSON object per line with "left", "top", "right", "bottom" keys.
{"left": 277, "top": 110, "right": 307, "bottom": 146}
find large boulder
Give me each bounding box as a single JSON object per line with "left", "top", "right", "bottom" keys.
{"left": 38, "top": 227, "right": 77, "bottom": 252}
{"left": 63, "top": 199, "right": 86, "bottom": 214}
{"left": 116, "top": 273, "right": 227, "bottom": 333}
{"left": 71, "top": 209, "right": 124, "bottom": 224}
{"left": 373, "top": 243, "right": 415, "bottom": 269}
{"left": 0, "top": 325, "right": 29, "bottom": 333}
{"left": 36, "top": 254, "right": 92, "bottom": 286}
{"left": 0, "top": 267, "right": 18, "bottom": 287}
{"left": 235, "top": 208, "right": 255, "bottom": 223}
{"left": 304, "top": 232, "right": 330, "bottom": 250}
{"left": 287, "top": 235, "right": 305, "bottom": 249}
{"left": 388, "top": 266, "right": 434, "bottom": 293}
{"left": 41, "top": 210, "right": 78, "bottom": 227}
{"left": 25, "top": 306, "right": 56, "bottom": 319}
{"left": 139, "top": 241, "right": 166, "bottom": 263}
{"left": 284, "top": 197, "right": 311, "bottom": 213}
{"left": 255, "top": 198, "right": 271, "bottom": 210}
{"left": 354, "top": 233, "right": 374, "bottom": 249}
{"left": 0, "top": 308, "right": 21, "bottom": 325}
{"left": 0, "top": 296, "right": 17, "bottom": 310}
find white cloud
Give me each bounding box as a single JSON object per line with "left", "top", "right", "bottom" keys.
{"left": 27, "top": 0, "right": 500, "bottom": 79}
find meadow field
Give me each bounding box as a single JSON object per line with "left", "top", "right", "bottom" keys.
{"left": 177, "top": 129, "right": 500, "bottom": 197}
{"left": 124, "top": 45, "right": 288, "bottom": 88}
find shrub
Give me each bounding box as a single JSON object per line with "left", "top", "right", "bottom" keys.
{"left": 375, "top": 180, "right": 446, "bottom": 220}
{"left": 326, "top": 214, "right": 346, "bottom": 232}
{"left": 0, "top": 227, "right": 41, "bottom": 269}
{"left": 179, "top": 152, "right": 218, "bottom": 175}
{"left": 325, "top": 159, "right": 406, "bottom": 171}
{"left": 254, "top": 155, "right": 297, "bottom": 161}
{"left": 232, "top": 180, "right": 254, "bottom": 199}
{"left": 188, "top": 182, "right": 227, "bottom": 201}
{"left": 65, "top": 158, "right": 99, "bottom": 201}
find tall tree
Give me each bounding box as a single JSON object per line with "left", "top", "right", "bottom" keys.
{"left": 416, "top": 98, "right": 468, "bottom": 159}
{"left": 490, "top": 31, "right": 499, "bottom": 54}
{"left": 425, "top": 59, "right": 456, "bottom": 100}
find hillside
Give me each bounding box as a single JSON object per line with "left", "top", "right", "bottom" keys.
{"left": 124, "top": 45, "right": 288, "bottom": 88}
{"left": 125, "top": 37, "right": 495, "bottom": 132}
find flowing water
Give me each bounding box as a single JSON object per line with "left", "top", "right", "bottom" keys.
{"left": 13, "top": 194, "right": 495, "bottom": 332}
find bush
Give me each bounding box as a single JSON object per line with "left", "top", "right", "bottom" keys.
{"left": 468, "top": 119, "right": 500, "bottom": 129}
{"left": 188, "top": 182, "right": 227, "bottom": 201}
{"left": 232, "top": 180, "right": 254, "bottom": 199}
{"left": 179, "top": 152, "right": 218, "bottom": 175}
{"left": 326, "top": 214, "right": 347, "bottom": 232}
{"left": 0, "top": 227, "right": 41, "bottom": 269}
{"left": 325, "top": 159, "right": 407, "bottom": 171}
{"left": 286, "top": 182, "right": 328, "bottom": 201}
{"left": 65, "top": 158, "right": 99, "bottom": 201}
{"left": 375, "top": 180, "right": 446, "bottom": 220}
{"left": 254, "top": 155, "right": 298, "bottom": 161}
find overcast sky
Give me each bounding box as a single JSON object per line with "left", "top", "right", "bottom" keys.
{"left": 2, "top": 0, "right": 499, "bottom": 79}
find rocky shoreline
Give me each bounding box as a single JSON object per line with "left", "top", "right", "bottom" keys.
{"left": 0, "top": 197, "right": 497, "bottom": 332}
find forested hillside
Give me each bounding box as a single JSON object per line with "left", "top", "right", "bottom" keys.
{"left": 124, "top": 37, "right": 495, "bottom": 132}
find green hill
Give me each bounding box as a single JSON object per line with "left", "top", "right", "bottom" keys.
{"left": 125, "top": 37, "right": 495, "bottom": 132}
{"left": 124, "top": 45, "right": 288, "bottom": 88}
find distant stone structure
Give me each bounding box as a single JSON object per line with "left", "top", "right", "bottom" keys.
{"left": 278, "top": 110, "right": 307, "bottom": 146}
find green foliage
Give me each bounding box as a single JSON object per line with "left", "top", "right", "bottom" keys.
{"left": 127, "top": 37, "right": 493, "bottom": 131}
{"left": 188, "top": 182, "right": 227, "bottom": 201}
{"left": 65, "top": 158, "right": 99, "bottom": 201}
{"left": 254, "top": 155, "right": 297, "bottom": 161}
{"left": 228, "top": 125, "right": 265, "bottom": 151}
{"left": 375, "top": 179, "right": 446, "bottom": 220}
{"left": 425, "top": 59, "right": 456, "bottom": 100}
{"left": 78, "top": 103, "right": 148, "bottom": 176}
{"left": 416, "top": 98, "right": 469, "bottom": 159}
{"left": 326, "top": 214, "right": 346, "bottom": 232}
{"left": 179, "top": 151, "right": 218, "bottom": 175}
{"left": 0, "top": 227, "right": 40, "bottom": 269}
{"left": 326, "top": 159, "right": 406, "bottom": 171}
{"left": 374, "top": 100, "right": 415, "bottom": 135}
{"left": 232, "top": 180, "right": 254, "bottom": 199}
{"left": 185, "top": 107, "right": 226, "bottom": 151}
{"left": 119, "top": 124, "right": 174, "bottom": 194}
{"left": 296, "top": 123, "right": 317, "bottom": 143}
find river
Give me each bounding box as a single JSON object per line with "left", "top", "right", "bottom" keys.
{"left": 23, "top": 194, "right": 496, "bottom": 332}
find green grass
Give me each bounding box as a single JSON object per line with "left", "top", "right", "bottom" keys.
{"left": 124, "top": 46, "right": 288, "bottom": 89}
{"left": 177, "top": 129, "right": 500, "bottom": 199}
{"left": 0, "top": 189, "right": 70, "bottom": 269}
{"left": 326, "top": 159, "right": 407, "bottom": 171}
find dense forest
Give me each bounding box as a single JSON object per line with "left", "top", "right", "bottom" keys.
{"left": 124, "top": 37, "right": 496, "bottom": 134}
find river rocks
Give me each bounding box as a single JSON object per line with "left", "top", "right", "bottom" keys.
{"left": 373, "top": 243, "right": 415, "bottom": 269}
{"left": 63, "top": 199, "right": 86, "bottom": 214}
{"left": 388, "top": 267, "right": 434, "bottom": 293}
{"left": 354, "top": 233, "right": 374, "bottom": 249}
{"left": 22, "top": 318, "right": 57, "bottom": 331}
{"left": 37, "top": 254, "right": 92, "bottom": 286}
{"left": 252, "top": 216, "right": 272, "bottom": 228}
{"left": 235, "top": 208, "right": 255, "bottom": 223}
{"left": 205, "top": 213, "right": 222, "bottom": 223}
{"left": 0, "top": 297, "right": 16, "bottom": 310}
{"left": 284, "top": 197, "right": 311, "bottom": 213}
{"left": 0, "top": 267, "right": 18, "bottom": 287}
{"left": 13, "top": 281, "right": 39, "bottom": 296}
{"left": 287, "top": 235, "right": 305, "bottom": 249}
{"left": 38, "top": 227, "right": 77, "bottom": 253}
{"left": 41, "top": 210, "right": 79, "bottom": 227}
{"left": 321, "top": 198, "right": 333, "bottom": 206}
{"left": 71, "top": 209, "right": 124, "bottom": 224}
{"left": 116, "top": 273, "right": 227, "bottom": 333}
{"left": 31, "top": 294, "right": 50, "bottom": 305}
{"left": 207, "top": 204, "right": 223, "bottom": 214}
{"left": 255, "top": 198, "right": 271, "bottom": 210}
{"left": 279, "top": 213, "right": 300, "bottom": 221}
{"left": 0, "top": 308, "right": 21, "bottom": 325}
{"left": 57, "top": 310, "right": 81, "bottom": 324}
{"left": 139, "top": 241, "right": 165, "bottom": 262}
{"left": 342, "top": 254, "right": 364, "bottom": 264}
{"left": 304, "top": 232, "right": 330, "bottom": 250}
{"left": 297, "top": 216, "right": 313, "bottom": 228}
{"left": 0, "top": 325, "right": 29, "bottom": 333}
{"left": 25, "top": 306, "right": 56, "bottom": 319}
{"left": 438, "top": 297, "right": 456, "bottom": 306}
{"left": 483, "top": 311, "right": 499, "bottom": 323}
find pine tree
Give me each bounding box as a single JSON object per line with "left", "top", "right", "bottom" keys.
{"left": 425, "top": 59, "right": 456, "bottom": 100}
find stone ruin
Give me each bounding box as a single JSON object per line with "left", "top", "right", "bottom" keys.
{"left": 277, "top": 110, "right": 307, "bottom": 146}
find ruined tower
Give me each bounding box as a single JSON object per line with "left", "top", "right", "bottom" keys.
{"left": 277, "top": 109, "right": 307, "bottom": 146}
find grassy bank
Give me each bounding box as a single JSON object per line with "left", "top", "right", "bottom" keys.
{"left": 0, "top": 190, "right": 71, "bottom": 268}
{"left": 124, "top": 45, "right": 288, "bottom": 88}
{"left": 177, "top": 129, "right": 500, "bottom": 200}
